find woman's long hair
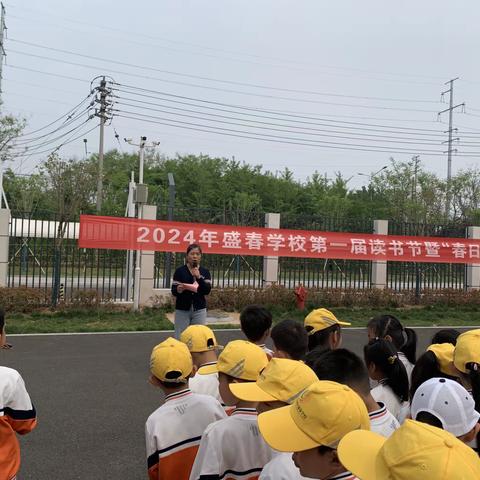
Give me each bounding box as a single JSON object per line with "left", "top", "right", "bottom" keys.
{"left": 368, "top": 315, "right": 417, "bottom": 364}
{"left": 364, "top": 338, "right": 409, "bottom": 403}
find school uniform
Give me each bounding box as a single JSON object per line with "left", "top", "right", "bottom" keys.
{"left": 329, "top": 472, "right": 359, "bottom": 480}
{"left": 0, "top": 367, "right": 37, "bottom": 480}
{"left": 368, "top": 402, "right": 400, "bottom": 438}
{"left": 189, "top": 363, "right": 222, "bottom": 403}
{"left": 258, "top": 344, "right": 274, "bottom": 361}
{"left": 260, "top": 452, "right": 311, "bottom": 479}
{"left": 145, "top": 388, "right": 226, "bottom": 480}
{"left": 189, "top": 407, "right": 273, "bottom": 480}
{"left": 398, "top": 352, "right": 414, "bottom": 383}
{"left": 371, "top": 380, "right": 409, "bottom": 424}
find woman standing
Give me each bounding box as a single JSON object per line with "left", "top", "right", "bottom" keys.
{"left": 171, "top": 244, "right": 212, "bottom": 338}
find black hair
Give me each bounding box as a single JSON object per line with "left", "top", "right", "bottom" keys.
{"left": 410, "top": 350, "right": 457, "bottom": 400}
{"left": 306, "top": 348, "right": 371, "bottom": 396}
{"left": 186, "top": 243, "right": 202, "bottom": 255}
{"left": 430, "top": 329, "right": 460, "bottom": 346}
{"left": 271, "top": 319, "right": 308, "bottom": 360}
{"left": 240, "top": 305, "right": 273, "bottom": 343}
{"left": 306, "top": 324, "right": 340, "bottom": 351}
{"left": 364, "top": 339, "right": 409, "bottom": 403}
{"left": 0, "top": 308, "right": 4, "bottom": 330}
{"left": 367, "top": 315, "right": 417, "bottom": 364}
{"left": 415, "top": 410, "right": 444, "bottom": 429}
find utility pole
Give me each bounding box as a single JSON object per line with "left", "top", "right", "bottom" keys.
{"left": 411, "top": 155, "right": 420, "bottom": 221}
{"left": 438, "top": 78, "right": 465, "bottom": 219}
{"left": 124, "top": 136, "right": 160, "bottom": 311}
{"left": 0, "top": 3, "right": 6, "bottom": 101}
{"left": 95, "top": 77, "right": 107, "bottom": 213}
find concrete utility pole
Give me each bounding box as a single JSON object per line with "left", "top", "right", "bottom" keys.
{"left": 95, "top": 77, "right": 109, "bottom": 213}
{"left": 0, "top": 3, "right": 6, "bottom": 100}
{"left": 439, "top": 78, "right": 465, "bottom": 219}
{"left": 124, "top": 136, "right": 160, "bottom": 311}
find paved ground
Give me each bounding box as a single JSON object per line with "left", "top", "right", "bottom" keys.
{"left": 1, "top": 326, "right": 477, "bottom": 479}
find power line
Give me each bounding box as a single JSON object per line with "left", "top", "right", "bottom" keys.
{"left": 9, "top": 50, "right": 440, "bottom": 113}
{"left": 111, "top": 83, "right": 459, "bottom": 135}
{"left": 113, "top": 100, "right": 452, "bottom": 147}
{"left": 116, "top": 111, "right": 480, "bottom": 157}
{"left": 8, "top": 39, "right": 442, "bottom": 104}
{"left": 5, "top": 5, "right": 446, "bottom": 85}
{"left": 6, "top": 64, "right": 89, "bottom": 83}
{"left": 114, "top": 92, "right": 474, "bottom": 143}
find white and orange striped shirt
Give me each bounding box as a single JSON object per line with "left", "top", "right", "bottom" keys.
{"left": 189, "top": 408, "right": 274, "bottom": 480}
{"left": 369, "top": 402, "right": 400, "bottom": 438}
{"left": 0, "top": 366, "right": 37, "bottom": 480}
{"left": 145, "top": 388, "right": 226, "bottom": 480}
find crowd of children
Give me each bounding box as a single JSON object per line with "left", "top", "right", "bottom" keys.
{"left": 145, "top": 306, "right": 480, "bottom": 479}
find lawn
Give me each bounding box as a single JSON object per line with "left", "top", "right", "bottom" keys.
{"left": 4, "top": 305, "right": 480, "bottom": 334}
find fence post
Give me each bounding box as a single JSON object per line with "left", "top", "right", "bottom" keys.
{"left": 139, "top": 205, "right": 157, "bottom": 306}
{"left": 466, "top": 226, "right": 480, "bottom": 290}
{"left": 263, "top": 213, "right": 280, "bottom": 287}
{"left": 0, "top": 209, "right": 9, "bottom": 287}
{"left": 371, "top": 219, "right": 388, "bottom": 289}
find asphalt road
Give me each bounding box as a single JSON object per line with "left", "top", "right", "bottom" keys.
{"left": 1, "top": 327, "right": 477, "bottom": 480}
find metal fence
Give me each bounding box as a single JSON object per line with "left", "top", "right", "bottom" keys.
{"left": 154, "top": 205, "right": 264, "bottom": 289}
{"left": 7, "top": 208, "right": 473, "bottom": 303}
{"left": 8, "top": 212, "right": 129, "bottom": 301}
{"left": 387, "top": 221, "right": 468, "bottom": 291}
{"left": 279, "top": 214, "right": 373, "bottom": 289}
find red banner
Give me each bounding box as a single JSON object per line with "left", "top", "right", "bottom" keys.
{"left": 78, "top": 215, "right": 480, "bottom": 264}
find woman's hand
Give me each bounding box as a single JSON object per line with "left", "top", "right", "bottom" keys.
{"left": 191, "top": 267, "right": 201, "bottom": 279}
{"left": 177, "top": 284, "right": 185, "bottom": 293}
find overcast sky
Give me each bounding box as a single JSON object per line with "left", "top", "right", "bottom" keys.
{"left": 3, "top": 0, "right": 480, "bottom": 188}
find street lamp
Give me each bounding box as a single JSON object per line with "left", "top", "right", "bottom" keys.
{"left": 357, "top": 166, "right": 388, "bottom": 201}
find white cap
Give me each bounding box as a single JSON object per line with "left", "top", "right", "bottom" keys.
{"left": 411, "top": 377, "right": 480, "bottom": 437}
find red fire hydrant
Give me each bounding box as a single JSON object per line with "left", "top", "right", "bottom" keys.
{"left": 294, "top": 284, "right": 307, "bottom": 310}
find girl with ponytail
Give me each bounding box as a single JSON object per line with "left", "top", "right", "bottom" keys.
{"left": 454, "top": 329, "right": 480, "bottom": 455}
{"left": 364, "top": 338, "right": 409, "bottom": 423}
{"left": 367, "top": 314, "right": 417, "bottom": 382}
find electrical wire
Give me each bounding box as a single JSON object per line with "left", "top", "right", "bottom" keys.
{"left": 8, "top": 39, "right": 442, "bottom": 104}
{"left": 116, "top": 111, "right": 480, "bottom": 157}
{"left": 116, "top": 108, "right": 480, "bottom": 155}
{"left": 9, "top": 50, "right": 440, "bottom": 113}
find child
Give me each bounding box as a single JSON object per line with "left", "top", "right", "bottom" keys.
{"left": 270, "top": 319, "right": 308, "bottom": 360}
{"left": 338, "top": 420, "right": 480, "bottom": 480}
{"left": 180, "top": 325, "right": 222, "bottom": 403}
{"left": 411, "top": 377, "right": 480, "bottom": 445}
{"left": 453, "top": 328, "right": 480, "bottom": 454}
{"left": 431, "top": 328, "right": 460, "bottom": 345}
{"left": 367, "top": 315, "right": 417, "bottom": 381}
{"left": 364, "top": 339, "right": 409, "bottom": 423}
{"left": 145, "top": 337, "right": 226, "bottom": 480}
{"left": 410, "top": 343, "right": 458, "bottom": 399}
{"left": 189, "top": 340, "right": 271, "bottom": 480}
{"left": 306, "top": 349, "right": 400, "bottom": 438}
{"left": 0, "top": 308, "right": 12, "bottom": 349}
{"left": 0, "top": 366, "right": 36, "bottom": 480}
{"left": 304, "top": 308, "right": 350, "bottom": 352}
{"left": 230, "top": 358, "right": 318, "bottom": 479}
{"left": 240, "top": 305, "right": 274, "bottom": 359}
{"left": 257, "top": 380, "right": 370, "bottom": 479}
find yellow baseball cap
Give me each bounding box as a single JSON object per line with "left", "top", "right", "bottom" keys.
{"left": 257, "top": 380, "right": 370, "bottom": 452}
{"left": 150, "top": 337, "right": 193, "bottom": 383}
{"left": 229, "top": 358, "right": 317, "bottom": 404}
{"left": 304, "top": 308, "right": 351, "bottom": 335}
{"left": 454, "top": 329, "right": 480, "bottom": 373}
{"left": 198, "top": 340, "right": 268, "bottom": 381}
{"left": 180, "top": 325, "right": 221, "bottom": 353}
{"left": 338, "top": 419, "right": 480, "bottom": 480}
{"left": 426, "top": 343, "right": 458, "bottom": 377}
